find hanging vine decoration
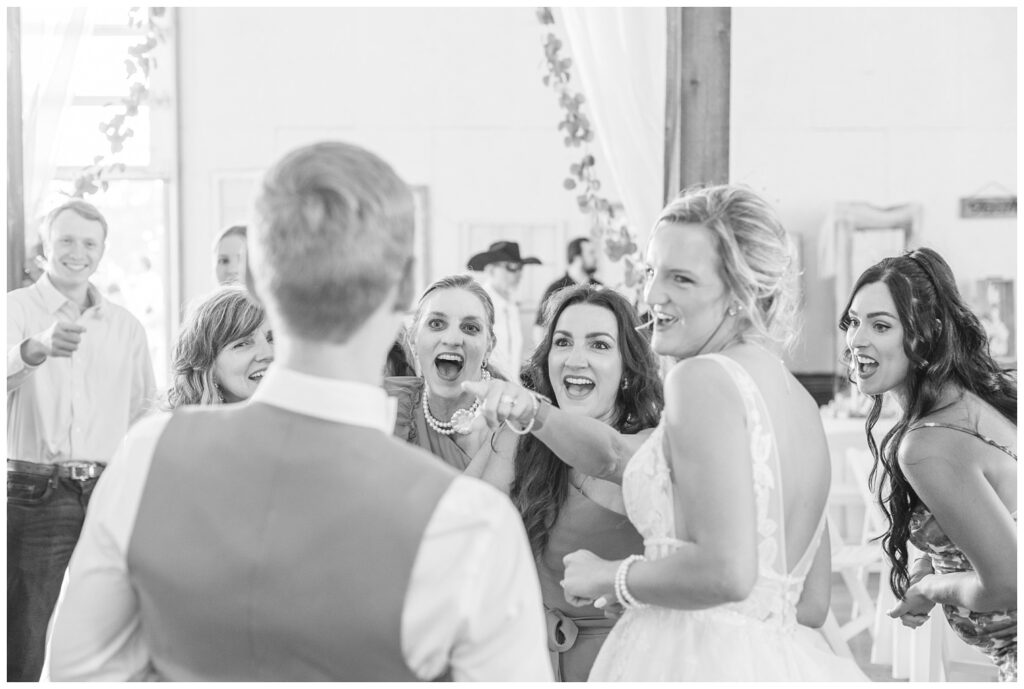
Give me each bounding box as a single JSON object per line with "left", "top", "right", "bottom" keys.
{"left": 536, "top": 7, "right": 638, "bottom": 271}
{"left": 70, "top": 7, "right": 167, "bottom": 198}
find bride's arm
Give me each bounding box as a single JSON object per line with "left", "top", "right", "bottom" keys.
{"left": 463, "top": 379, "right": 652, "bottom": 484}
{"left": 530, "top": 402, "right": 652, "bottom": 484}
{"left": 562, "top": 359, "right": 759, "bottom": 609}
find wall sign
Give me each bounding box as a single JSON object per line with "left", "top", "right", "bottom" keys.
{"left": 960, "top": 196, "right": 1017, "bottom": 218}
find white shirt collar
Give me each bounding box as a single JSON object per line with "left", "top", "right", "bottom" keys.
{"left": 250, "top": 365, "right": 397, "bottom": 434}
{"left": 37, "top": 273, "right": 106, "bottom": 317}
{"left": 483, "top": 282, "right": 517, "bottom": 308}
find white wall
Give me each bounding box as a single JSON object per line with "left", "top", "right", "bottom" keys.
{"left": 178, "top": 7, "right": 1016, "bottom": 373}
{"left": 177, "top": 7, "right": 615, "bottom": 342}
{"left": 731, "top": 7, "right": 1016, "bottom": 371}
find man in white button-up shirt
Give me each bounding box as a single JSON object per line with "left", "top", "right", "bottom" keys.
{"left": 51, "top": 142, "right": 552, "bottom": 681}
{"left": 7, "top": 199, "right": 156, "bottom": 681}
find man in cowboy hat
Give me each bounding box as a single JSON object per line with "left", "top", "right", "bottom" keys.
{"left": 466, "top": 241, "right": 540, "bottom": 378}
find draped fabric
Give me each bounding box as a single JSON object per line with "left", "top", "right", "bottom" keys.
{"left": 556, "top": 8, "right": 666, "bottom": 250}
{"left": 20, "top": 7, "right": 92, "bottom": 233}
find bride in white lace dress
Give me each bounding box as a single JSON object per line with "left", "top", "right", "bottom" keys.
{"left": 561, "top": 185, "right": 868, "bottom": 681}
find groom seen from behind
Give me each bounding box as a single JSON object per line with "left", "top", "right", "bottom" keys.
{"left": 50, "top": 141, "right": 552, "bottom": 681}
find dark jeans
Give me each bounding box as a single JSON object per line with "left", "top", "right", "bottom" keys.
{"left": 7, "top": 463, "right": 98, "bottom": 682}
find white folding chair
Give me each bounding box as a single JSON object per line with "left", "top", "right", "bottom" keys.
{"left": 844, "top": 450, "right": 888, "bottom": 614}
{"left": 828, "top": 516, "right": 883, "bottom": 643}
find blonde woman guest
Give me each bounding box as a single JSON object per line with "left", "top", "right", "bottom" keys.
{"left": 166, "top": 286, "right": 273, "bottom": 408}
{"left": 384, "top": 275, "right": 515, "bottom": 473}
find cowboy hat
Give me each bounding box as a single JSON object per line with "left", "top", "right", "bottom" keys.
{"left": 466, "top": 241, "right": 542, "bottom": 271}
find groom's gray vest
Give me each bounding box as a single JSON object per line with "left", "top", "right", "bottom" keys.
{"left": 126, "top": 401, "right": 456, "bottom": 681}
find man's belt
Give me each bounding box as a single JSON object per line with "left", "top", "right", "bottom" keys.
{"left": 7, "top": 459, "right": 106, "bottom": 481}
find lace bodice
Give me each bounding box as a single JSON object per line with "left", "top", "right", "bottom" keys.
{"left": 621, "top": 354, "right": 826, "bottom": 631}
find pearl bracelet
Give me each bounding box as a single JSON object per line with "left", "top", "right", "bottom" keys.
{"left": 505, "top": 392, "right": 540, "bottom": 435}
{"left": 614, "top": 554, "right": 648, "bottom": 609}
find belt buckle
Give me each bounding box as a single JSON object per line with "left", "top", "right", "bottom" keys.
{"left": 67, "top": 463, "right": 97, "bottom": 481}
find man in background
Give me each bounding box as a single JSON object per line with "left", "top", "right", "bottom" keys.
{"left": 467, "top": 240, "right": 541, "bottom": 378}
{"left": 534, "top": 236, "right": 602, "bottom": 340}
{"left": 7, "top": 199, "right": 156, "bottom": 681}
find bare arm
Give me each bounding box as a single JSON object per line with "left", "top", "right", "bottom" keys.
{"left": 562, "top": 359, "right": 758, "bottom": 609}
{"left": 899, "top": 433, "right": 1017, "bottom": 612}
{"left": 463, "top": 378, "right": 653, "bottom": 484}
{"left": 531, "top": 403, "right": 652, "bottom": 484}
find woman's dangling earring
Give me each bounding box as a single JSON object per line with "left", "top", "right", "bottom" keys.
{"left": 213, "top": 380, "right": 224, "bottom": 403}
{"left": 481, "top": 360, "right": 491, "bottom": 382}
{"left": 621, "top": 377, "right": 631, "bottom": 390}
{"left": 727, "top": 302, "right": 743, "bottom": 318}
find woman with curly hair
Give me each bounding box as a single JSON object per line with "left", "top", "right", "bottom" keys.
{"left": 841, "top": 247, "right": 1016, "bottom": 681}
{"left": 166, "top": 286, "right": 274, "bottom": 408}
{"left": 508, "top": 284, "right": 662, "bottom": 680}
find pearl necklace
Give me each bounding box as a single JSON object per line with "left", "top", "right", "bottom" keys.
{"left": 422, "top": 391, "right": 481, "bottom": 436}
{"left": 421, "top": 369, "right": 490, "bottom": 436}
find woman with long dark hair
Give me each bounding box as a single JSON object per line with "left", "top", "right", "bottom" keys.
{"left": 841, "top": 247, "right": 1016, "bottom": 681}
{"left": 509, "top": 284, "right": 662, "bottom": 680}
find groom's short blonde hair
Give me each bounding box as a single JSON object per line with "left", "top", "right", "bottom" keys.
{"left": 250, "top": 141, "right": 414, "bottom": 343}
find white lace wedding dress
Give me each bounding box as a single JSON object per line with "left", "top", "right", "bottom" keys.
{"left": 589, "top": 354, "right": 868, "bottom": 681}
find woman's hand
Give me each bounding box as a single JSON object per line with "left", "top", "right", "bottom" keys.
{"left": 461, "top": 378, "right": 538, "bottom": 431}
{"left": 887, "top": 575, "right": 938, "bottom": 629}
{"left": 561, "top": 549, "right": 618, "bottom": 608}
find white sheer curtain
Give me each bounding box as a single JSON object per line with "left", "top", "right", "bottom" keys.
{"left": 557, "top": 8, "right": 666, "bottom": 249}
{"left": 21, "top": 7, "right": 92, "bottom": 234}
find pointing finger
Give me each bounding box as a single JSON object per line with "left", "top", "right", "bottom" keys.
{"left": 461, "top": 379, "right": 490, "bottom": 398}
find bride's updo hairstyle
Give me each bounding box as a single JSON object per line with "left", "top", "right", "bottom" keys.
{"left": 655, "top": 184, "right": 801, "bottom": 350}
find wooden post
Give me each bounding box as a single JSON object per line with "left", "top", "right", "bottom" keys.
{"left": 7, "top": 7, "right": 25, "bottom": 291}
{"left": 664, "top": 7, "right": 731, "bottom": 202}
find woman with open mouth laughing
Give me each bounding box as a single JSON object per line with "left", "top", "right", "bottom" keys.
{"left": 841, "top": 248, "right": 1017, "bottom": 682}
{"left": 166, "top": 286, "right": 274, "bottom": 408}
{"left": 384, "top": 275, "right": 515, "bottom": 473}
{"left": 457, "top": 284, "right": 664, "bottom": 681}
